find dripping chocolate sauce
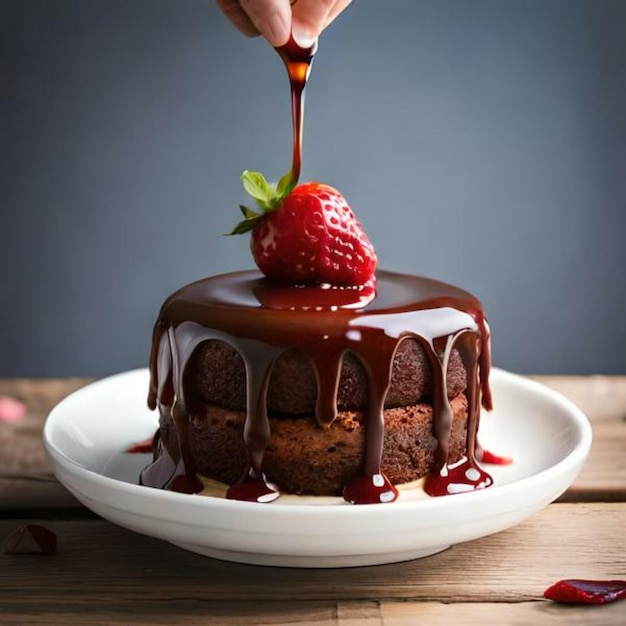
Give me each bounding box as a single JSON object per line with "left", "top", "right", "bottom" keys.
{"left": 140, "top": 38, "right": 494, "bottom": 504}
{"left": 141, "top": 270, "right": 493, "bottom": 504}
{"left": 275, "top": 34, "right": 317, "bottom": 187}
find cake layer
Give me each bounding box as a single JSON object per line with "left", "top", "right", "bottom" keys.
{"left": 158, "top": 393, "right": 468, "bottom": 496}
{"left": 188, "top": 339, "right": 467, "bottom": 415}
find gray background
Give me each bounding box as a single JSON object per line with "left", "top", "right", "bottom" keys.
{"left": 2, "top": 0, "right": 625, "bottom": 377}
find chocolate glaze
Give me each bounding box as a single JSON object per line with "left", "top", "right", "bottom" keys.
{"left": 141, "top": 269, "right": 493, "bottom": 504}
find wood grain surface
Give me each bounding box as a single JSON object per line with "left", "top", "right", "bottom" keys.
{"left": 1, "top": 504, "right": 625, "bottom": 623}
{"left": 1, "top": 376, "right": 625, "bottom": 624}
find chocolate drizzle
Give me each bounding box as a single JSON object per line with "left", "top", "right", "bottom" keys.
{"left": 275, "top": 35, "right": 317, "bottom": 187}
{"left": 142, "top": 270, "right": 493, "bottom": 504}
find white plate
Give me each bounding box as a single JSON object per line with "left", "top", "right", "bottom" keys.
{"left": 43, "top": 368, "right": 591, "bottom": 568}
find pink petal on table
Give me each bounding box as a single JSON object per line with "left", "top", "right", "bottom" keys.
{"left": 0, "top": 396, "right": 27, "bottom": 422}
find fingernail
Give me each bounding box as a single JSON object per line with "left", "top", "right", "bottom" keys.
{"left": 292, "top": 27, "right": 317, "bottom": 49}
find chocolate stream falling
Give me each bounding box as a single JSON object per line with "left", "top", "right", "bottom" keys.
{"left": 275, "top": 35, "right": 317, "bottom": 187}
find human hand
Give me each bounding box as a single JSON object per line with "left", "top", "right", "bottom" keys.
{"left": 216, "top": 0, "right": 352, "bottom": 47}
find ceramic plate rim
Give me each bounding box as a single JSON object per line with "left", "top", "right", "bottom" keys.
{"left": 43, "top": 367, "right": 592, "bottom": 520}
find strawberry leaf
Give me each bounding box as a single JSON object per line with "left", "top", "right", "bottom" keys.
{"left": 225, "top": 215, "right": 263, "bottom": 236}
{"left": 241, "top": 171, "right": 273, "bottom": 208}
{"left": 239, "top": 204, "right": 259, "bottom": 219}
{"left": 276, "top": 171, "right": 296, "bottom": 198}
{"left": 229, "top": 168, "right": 296, "bottom": 236}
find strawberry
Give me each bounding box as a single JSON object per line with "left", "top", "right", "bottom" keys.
{"left": 228, "top": 170, "right": 377, "bottom": 287}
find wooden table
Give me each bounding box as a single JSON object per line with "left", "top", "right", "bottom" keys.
{"left": 1, "top": 377, "right": 625, "bottom": 624}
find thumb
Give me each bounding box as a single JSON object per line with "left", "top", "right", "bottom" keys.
{"left": 291, "top": 0, "right": 352, "bottom": 46}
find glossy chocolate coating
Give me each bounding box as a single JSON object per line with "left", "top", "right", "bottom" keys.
{"left": 141, "top": 270, "right": 493, "bottom": 503}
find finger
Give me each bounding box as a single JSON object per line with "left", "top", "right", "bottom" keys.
{"left": 216, "top": 0, "right": 260, "bottom": 38}
{"left": 323, "top": 0, "right": 352, "bottom": 29}
{"left": 291, "top": 0, "right": 337, "bottom": 45}
{"left": 239, "top": 0, "right": 292, "bottom": 47}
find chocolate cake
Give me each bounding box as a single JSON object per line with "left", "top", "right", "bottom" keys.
{"left": 140, "top": 269, "right": 494, "bottom": 504}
